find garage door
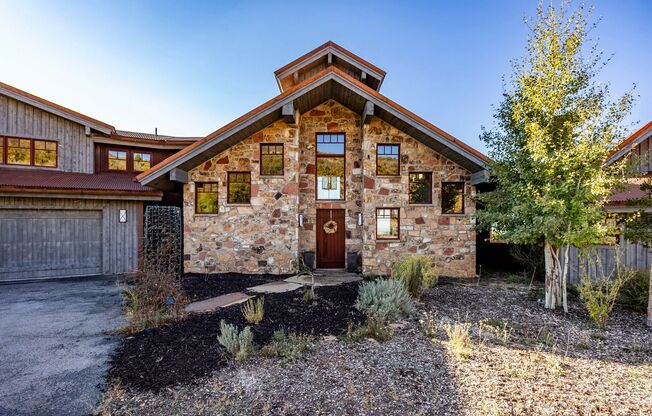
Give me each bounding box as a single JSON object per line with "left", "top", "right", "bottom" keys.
{"left": 0, "top": 210, "right": 103, "bottom": 281}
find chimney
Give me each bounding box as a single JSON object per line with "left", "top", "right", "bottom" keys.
{"left": 155, "top": 127, "right": 158, "bottom": 136}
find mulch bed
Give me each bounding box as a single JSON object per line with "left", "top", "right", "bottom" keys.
{"left": 182, "top": 273, "right": 292, "bottom": 301}
{"left": 107, "top": 282, "right": 364, "bottom": 391}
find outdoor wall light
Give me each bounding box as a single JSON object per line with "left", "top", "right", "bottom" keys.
{"left": 299, "top": 214, "right": 304, "bottom": 227}
{"left": 119, "top": 209, "right": 127, "bottom": 223}
{"left": 357, "top": 212, "right": 363, "bottom": 226}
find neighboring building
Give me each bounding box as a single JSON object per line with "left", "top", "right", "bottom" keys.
{"left": 138, "top": 42, "right": 489, "bottom": 277}
{"left": 0, "top": 82, "right": 197, "bottom": 281}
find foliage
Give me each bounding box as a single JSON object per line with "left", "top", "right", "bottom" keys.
{"left": 618, "top": 268, "right": 649, "bottom": 313}
{"left": 577, "top": 270, "right": 630, "bottom": 329}
{"left": 355, "top": 279, "right": 415, "bottom": 324}
{"left": 419, "top": 311, "right": 439, "bottom": 339}
{"left": 476, "top": 2, "right": 634, "bottom": 311}
{"left": 217, "top": 320, "right": 254, "bottom": 361}
{"left": 241, "top": 297, "right": 265, "bottom": 324}
{"left": 391, "top": 255, "right": 439, "bottom": 298}
{"left": 260, "top": 329, "right": 313, "bottom": 362}
{"left": 344, "top": 320, "right": 391, "bottom": 342}
{"left": 444, "top": 321, "right": 473, "bottom": 358}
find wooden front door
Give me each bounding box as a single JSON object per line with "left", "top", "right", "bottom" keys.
{"left": 316, "top": 209, "right": 345, "bottom": 268}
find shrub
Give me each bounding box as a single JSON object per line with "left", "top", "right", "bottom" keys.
{"left": 217, "top": 320, "right": 254, "bottom": 361}
{"left": 444, "top": 321, "right": 473, "bottom": 358}
{"left": 619, "top": 268, "right": 649, "bottom": 313}
{"left": 241, "top": 297, "right": 265, "bottom": 324}
{"left": 344, "top": 319, "right": 392, "bottom": 342}
{"left": 392, "top": 255, "right": 439, "bottom": 297}
{"left": 577, "top": 271, "right": 629, "bottom": 329}
{"left": 260, "top": 329, "right": 313, "bottom": 362}
{"left": 355, "top": 279, "right": 415, "bottom": 324}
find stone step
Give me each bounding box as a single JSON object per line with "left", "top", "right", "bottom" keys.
{"left": 247, "top": 281, "right": 303, "bottom": 294}
{"left": 184, "top": 292, "right": 252, "bottom": 313}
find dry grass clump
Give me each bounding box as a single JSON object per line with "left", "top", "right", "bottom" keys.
{"left": 444, "top": 321, "right": 473, "bottom": 358}
{"left": 241, "top": 297, "right": 265, "bottom": 324}
{"left": 392, "top": 255, "right": 439, "bottom": 298}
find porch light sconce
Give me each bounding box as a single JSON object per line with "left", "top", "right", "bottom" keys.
{"left": 357, "top": 212, "right": 363, "bottom": 226}
{"left": 299, "top": 214, "right": 304, "bottom": 227}
{"left": 119, "top": 209, "right": 127, "bottom": 223}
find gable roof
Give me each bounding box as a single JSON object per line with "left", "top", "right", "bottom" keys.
{"left": 607, "top": 120, "right": 652, "bottom": 165}
{"left": 0, "top": 81, "right": 115, "bottom": 134}
{"left": 138, "top": 66, "right": 489, "bottom": 190}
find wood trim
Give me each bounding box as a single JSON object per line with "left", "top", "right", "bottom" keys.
{"left": 194, "top": 181, "right": 219, "bottom": 214}
{"left": 376, "top": 143, "right": 401, "bottom": 176}
{"left": 259, "top": 143, "right": 285, "bottom": 177}
{"left": 227, "top": 171, "right": 252, "bottom": 204}
{"left": 315, "top": 132, "right": 346, "bottom": 201}
{"left": 376, "top": 207, "right": 400, "bottom": 240}
{"left": 408, "top": 171, "right": 433, "bottom": 205}
{"left": 441, "top": 181, "right": 465, "bottom": 215}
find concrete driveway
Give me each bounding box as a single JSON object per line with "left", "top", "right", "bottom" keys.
{"left": 0, "top": 276, "right": 124, "bottom": 416}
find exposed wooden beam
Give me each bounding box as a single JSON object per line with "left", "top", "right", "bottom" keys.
{"left": 293, "top": 71, "right": 299, "bottom": 85}
{"left": 361, "top": 101, "right": 374, "bottom": 125}
{"left": 169, "top": 168, "right": 188, "bottom": 184}
{"left": 84, "top": 126, "right": 92, "bottom": 136}
{"left": 327, "top": 52, "right": 333, "bottom": 65}
{"left": 282, "top": 102, "right": 297, "bottom": 124}
{"left": 361, "top": 71, "right": 367, "bottom": 82}
{"left": 470, "top": 170, "right": 489, "bottom": 185}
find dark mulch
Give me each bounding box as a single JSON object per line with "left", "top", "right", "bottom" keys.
{"left": 107, "top": 282, "right": 364, "bottom": 391}
{"left": 182, "top": 273, "right": 293, "bottom": 301}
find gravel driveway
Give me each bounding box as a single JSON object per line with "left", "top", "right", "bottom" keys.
{"left": 0, "top": 276, "right": 124, "bottom": 416}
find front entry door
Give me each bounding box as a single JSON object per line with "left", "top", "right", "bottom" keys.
{"left": 316, "top": 209, "right": 345, "bottom": 268}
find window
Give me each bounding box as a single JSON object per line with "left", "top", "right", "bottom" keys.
{"left": 377, "top": 144, "right": 400, "bottom": 176}
{"left": 316, "top": 133, "right": 345, "bottom": 200}
{"left": 227, "top": 172, "right": 251, "bottom": 204}
{"left": 441, "top": 182, "right": 465, "bottom": 214}
{"left": 260, "top": 144, "right": 284, "bottom": 176}
{"left": 133, "top": 152, "right": 152, "bottom": 172}
{"left": 0, "top": 138, "right": 4, "bottom": 164}
{"left": 7, "top": 138, "right": 31, "bottom": 165}
{"left": 196, "top": 182, "right": 219, "bottom": 213}
{"left": 409, "top": 172, "right": 432, "bottom": 204}
{"left": 376, "top": 208, "right": 400, "bottom": 239}
{"left": 108, "top": 150, "right": 128, "bottom": 171}
{"left": 34, "top": 140, "right": 57, "bottom": 167}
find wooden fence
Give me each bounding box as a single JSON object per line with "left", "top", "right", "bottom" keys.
{"left": 564, "top": 240, "right": 651, "bottom": 284}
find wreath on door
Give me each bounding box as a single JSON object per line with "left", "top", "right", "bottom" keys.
{"left": 323, "top": 220, "right": 338, "bottom": 234}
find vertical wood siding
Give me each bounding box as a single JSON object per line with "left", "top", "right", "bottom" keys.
{"left": 0, "top": 94, "right": 94, "bottom": 173}
{"left": 0, "top": 197, "right": 142, "bottom": 280}
{"left": 564, "top": 240, "right": 651, "bottom": 284}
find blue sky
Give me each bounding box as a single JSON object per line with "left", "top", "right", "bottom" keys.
{"left": 0, "top": 0, "right": 650, "bottom": 153}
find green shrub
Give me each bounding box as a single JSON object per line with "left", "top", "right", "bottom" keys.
{"left": 578, "top": 271, "right": 629, "bottom": 329}
{"left": 392, "top": 255, "right": 439, "bottom": 297}
{"left": 260, "top": 329, "right": 313, "bottom": 362}
{"left": 355, "top": 279, "right": 415, "bottom": 324}
{"left": 241, "top": 297, "right": 265, "bottom": 324}
{"left": 217, "top": 320, "right": 254, "bottom": 361}
{"left": 619, "top": 269, "right": 649, "bottom": 313}
{"left": 344, "top": 319, "right": 392, "bottom": 342}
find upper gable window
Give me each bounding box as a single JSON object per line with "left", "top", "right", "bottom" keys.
{"left": 442, "top": 182, "right": 465, "bottom": 214}
{"left": 260, "top": 144, "right": 284, "bottom": 176}
{"left": 133, "top": 152, "right": 152, "bottom": 172}
{"left": 1, "top": 137, "right": 58, "bottom": 168}
{"left": 7, "top": 138, "right": 31, "bottom": 166}
{"left": 316, "top": 133, "right": 345, "bottom": 200}
{"left": 377, "top": 144, "right": 400, "bottom": 176}
{"left": 108, "top": 150, "right": 128, "bottom": 171}
{"left": 227, "top": 172, "right": 251, "bottom": 204}
{"left": 34, "top": 140, "right": 57, "bottom": 167}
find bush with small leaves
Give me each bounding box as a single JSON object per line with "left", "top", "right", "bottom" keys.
{"left": 241, "top": 297, "right": 265, "bottom": 324}
{"left": 618, "top": 268, "right": 649, "bottom": 313}
{"left": 578, "top": 270, "right": 630, "bottom": 329}
{"left": 392, "top": 255, "right": 439, "bottom": 298}
{"left": 355, "top": 278, "right": 414, "bottom": 324}
{"left": 260, "top": 329, "right": 313, "bottom": 362}
{"left": 217, "top": 320, "right": 254, "bottom": 361}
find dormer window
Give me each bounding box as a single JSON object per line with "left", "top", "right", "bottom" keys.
{"left": 108, "top": 150, "right": 128, "bottom": 171}
{"left": 133, "top": 152, "right": 152, "bottom": 172}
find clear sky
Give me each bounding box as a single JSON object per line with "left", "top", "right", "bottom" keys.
{"left": 0, "top": 0, "right": 650, "bottom": 153}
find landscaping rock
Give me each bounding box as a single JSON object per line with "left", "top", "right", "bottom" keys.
{"left": 247, "top": 281, "right": 303, "bottom": 294}
{"left": 184, "top": 292, "right": 252, "bottom": 313}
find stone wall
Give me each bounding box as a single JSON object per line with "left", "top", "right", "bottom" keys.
{"left": 183, "top": 120, "right": 300, "bottom": 274}
{"left": 361, "top": 118, "right": 476, "bottom": 277}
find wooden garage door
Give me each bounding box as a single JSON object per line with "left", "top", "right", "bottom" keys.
{"left": 0, "top": 210, "right": 103, "bottom": 281}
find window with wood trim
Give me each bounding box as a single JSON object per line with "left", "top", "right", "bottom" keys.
{"left": 377, "top": 144, "right": 400, "bottom": 176}
{"left": 409, "top": 172, "right": 432, "bottom": 204}
{"left": 34, "top": 140, "right": 57, "bottom": 167}
{"left": 376, "top": 208, "right": 400, "bottom": 240}
{"left": 108, "top": 150, "right": 128, "bottom": 171}
{"left": 7, "top": 138, "right": 31, "bottom": 165}
{"left": 133, "top": 152, "right": 152, "bottom": 172}
{"left": 441, "top": 182, "right": 465, "bottom": 214}
{"left": 227, "top": 172, "right": 251, "bottom": 204}
{"left": 195, "top": 182, "right": 219, "bottom": 214}
{"left": 260, "top": 144, "right": 284, "bottom": 176}
{"left": 316, "top": 133, "right": 345, "bottom": 200}
{"left": 0, "top": 138, "right": 4, "bottom": 165}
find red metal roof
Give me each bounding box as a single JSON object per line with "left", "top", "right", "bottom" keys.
{"left": 112, "top": 130, "right": 200, "bottom": 146}
{"left": 609, "top": 120, "right": 652, "bottom": 159}
{"left": 609, "top": 183, "right": 646, "bottom": 204}
{"left": 0, "top": 168, "right": 161, "bottom": 197}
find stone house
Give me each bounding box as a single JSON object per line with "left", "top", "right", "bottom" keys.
{"left": 139, "top": 42, "right": 489, "bottom": 277}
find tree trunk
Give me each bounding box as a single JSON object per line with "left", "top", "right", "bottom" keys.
{"left": 648, "top": 253, "right": 652, "bottom": 327}
{"left": 544, "top": 240, "right": 565, "bottom": 311}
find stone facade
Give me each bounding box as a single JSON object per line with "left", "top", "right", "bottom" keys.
{"left": 183, "top": 100, "right": 477, "bottom": 277}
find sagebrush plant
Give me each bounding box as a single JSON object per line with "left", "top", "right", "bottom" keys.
{"left": 578, "top": 271, "right": 630, "bottom": 329}
{"left": 217, "top": 320, "right": 254, "bottom": 361}
{"left": 241, "top": 297, "right": 265, "bottom": 324}
{"left": 392, "top": 255, "right": 439, "bottom": 298}
{"left": 355, "top": 279, "right": 415, "bottom": 324}
{"left": 260, "top": 329, "right": 313, "bottom": 362}
{"left": 618, "top": 268, "right": 649, "bottom": 313}
{"left": 444, "top": 321, "right": 473, "bottom": 358}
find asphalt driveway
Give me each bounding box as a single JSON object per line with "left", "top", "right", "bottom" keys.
{"left": 0, "top": 276, "right": 124, "bottom": 416}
